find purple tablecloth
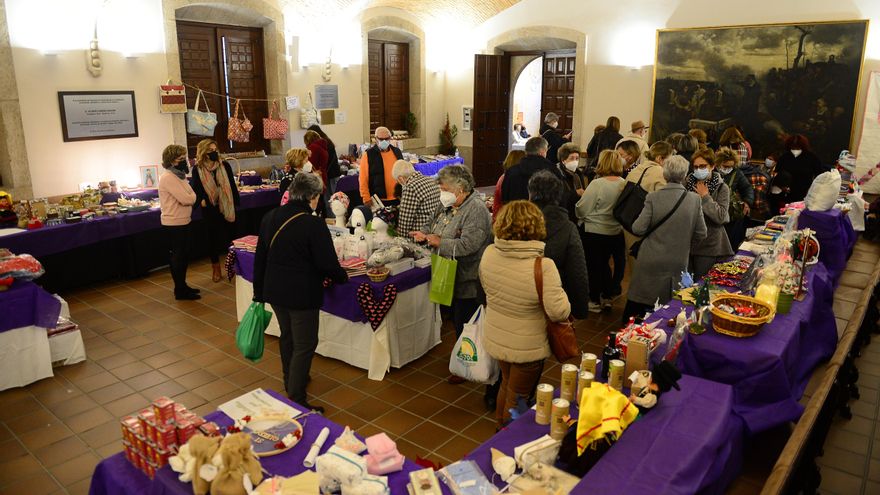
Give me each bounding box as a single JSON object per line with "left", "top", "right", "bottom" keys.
{"left": 467, "top": 375, "right": 744, "bottom": 495}
{"left": 0, "top": 280, "right": 61, "bottom": 333}
{"left": 89, "top": 390, "right": 422, "bottom": 495}
{"left": 646, "top": 263, "right": 836, "bottom": 434}
{"left": 333, "top": 157, "right": 465, "bottom": 193}
{"left": 797, "top": 208, "right": 857, "bottom": 285}
{"left": 239, "top": 175, "right": 263, "bottom": 186}
{"left": 123, "top": 189, "right": 160, "bottom": 201}
{"left": 0, "top": 189, "right": 280, "bottom": 258}
{"left": 233, "top": 248, "right": 432, "bottom": 323}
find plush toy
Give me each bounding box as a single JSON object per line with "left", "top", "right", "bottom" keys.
{"left": 0, "top": 191, "right": 17, "bottom": 228}
{"left": 629, "top": 361, "right": 682, "bottom": 411}
{"left": 168, "top": 434, "right": 222, "bottom": 495}
{"left": 211, "top": 433, "right": 264, "bottom": 495}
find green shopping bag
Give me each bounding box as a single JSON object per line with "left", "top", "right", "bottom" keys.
{"left": 236, "top": 302, "right": 272, "bottom": 362}
{"left": 429, "top": 253, "right": 457, "bottom": 306}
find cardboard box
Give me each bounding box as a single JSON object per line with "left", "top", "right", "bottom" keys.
{"left": 625, "top": 336, "right": 652, "bottom": 388}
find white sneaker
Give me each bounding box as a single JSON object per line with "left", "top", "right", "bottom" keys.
{"left": 601, "top": 297, "right": 613, "bottom": 309}
{"left": 588, "top": 302, "right": 603, "bottom": 313}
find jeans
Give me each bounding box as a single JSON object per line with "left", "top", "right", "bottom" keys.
{"left": 271, "top": 305, "right": 319, "bottom": 404}
{"left": 583, "top": 232, "right": 625, "bottom": 302}
{"left": 496, "top": 360, "right": 544, "bottom": 425}
{"left": 165, "top": 224, "right": 191, "bottom": 294}
{"left": 203, "top": 205, "right": 234, "bottom": 263}
{"left": 451, "top": 297, "right": 480, "bottom": 339}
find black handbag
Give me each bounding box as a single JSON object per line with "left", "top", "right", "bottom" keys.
{"left": 629, "top": 191, "right": 687, "bottom": 258}
{"left": 613, "top": 167, "right": 651, "bottom": 233}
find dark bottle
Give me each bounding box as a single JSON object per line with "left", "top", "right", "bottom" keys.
{"left": 601, "top": 331, "right": 621, "bottom": 381}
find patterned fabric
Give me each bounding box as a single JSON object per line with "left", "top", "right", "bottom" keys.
{"left": 225, "top": 249, "right": 237, "bottom": 281}
{"left": 356, "top": 283, "right": 398, "bottom": 330}
{"left": 733, "top": 143, "right": 749, "bottom": 168}
{"left": 197, "top": 161, "right": 236, "bottom": 222}
{"left": 685, "top": 171, "right": 722, "bottom": 195}
{"left": 262, "top": 100, "right": 288, "bottom": 140}
{"left": 228, "top": 100, "right": 253, "bottom": 143}
{"left": 397, "top": 172, "right": 441, "bottom": 235}
{"left": 747, "top": 173, "right": 770, "bottom": 220}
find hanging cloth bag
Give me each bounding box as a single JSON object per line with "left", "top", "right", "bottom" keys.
{"left": 186, "top": 89, "right": 218, "bottom": 136}
{"left": 263, "top": 100, "right": 289, "bottom": 140}
{"left": 228, "top": 99, "right": 253, "bottom": 143}
{"left": 159, "top": 80, "right": 187, "bottom": 114}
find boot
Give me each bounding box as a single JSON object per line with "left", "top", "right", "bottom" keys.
{"left": 212, "top": 263, "right": 222, "bottom": 283}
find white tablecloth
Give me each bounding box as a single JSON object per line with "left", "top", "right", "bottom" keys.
{"left": 0, "top": 325, "right": 53, "bottom": 391}
{"left": 235, "top": 276, "right": 441, "bottom": 380}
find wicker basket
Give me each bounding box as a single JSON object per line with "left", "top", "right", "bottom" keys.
{"left": 367, "top": 267, "right": 389, "bottom": 282}
{"left": 710, "top": 294, "right": 774, "bottom": 338}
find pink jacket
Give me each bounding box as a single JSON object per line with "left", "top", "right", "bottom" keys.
{"left": 159, "top": 171, "right": 196, "bottom": 226}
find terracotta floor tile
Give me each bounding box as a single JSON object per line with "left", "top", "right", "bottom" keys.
{"left": 348, "top": 397, "right": 396, "bottom": 422}
{"left": 320, "top": 386, "right": 369, "bottom": 410}
{"left": 79, "top": 420, "right": 121, "bottom": 449}
{"left": 399, "top": 395, "right": 450, "bottom": 420}
{"left": 372, "top": 383, "right": 420, "bottom": 405}
{"left": 171, "top": 391, "right": 208, "bottom": 410}
{"left": 95, "top": 441, "right": 122, "bottom": 458}
{"left": 103, "top": 328, "right": 139, "bottom": 344}
{"left": 176, "top": 369, "right": 219, "bottom": 390}
{"left": 89, "top": 381, "right": 136, "bottom": 405}
{"left": 402, "top": 422, "right": 454, "bottom": 451}
{"left": 324, "top": 363, "right": 366, "bottom": 384}
{"left": 424, "top": 382, "right": 471, "bottom": 404}
{"left": 17, "top": 421, "right": 73, "bottom": 451}
{"left": 143, "top": 351, "right": 184, "bottom": 369}
{"left": 55, "top": 360, "right": 107, "bottom": 380}
{"left": 433, "top": 434, "right": 480, "bottom": 462}
{"left": 225, "top": 367, "right": 267, "bottom": 388}
{"left": 347, "top": 376, "right": 390, "bottom": 395}
{"left": 193, "top": 380, "right": 240, "bottom": 402}
{"left": 71, "top": 371, "right": 119, "bottom": 393}
{"left": 0, "top": 396, "right": 43, "bottom": 421}
{"left": 109, "top": 361, "right": 153, "bottom": 381}
{"left": 461, "top": 417, "right": 498, "bottom": 443}
{"left": 0, "top": 454, "right": 45, "bottom": 485}
{"left": 48, "top": 451, "right": 101, "bottom": 486}
{"left": 31, "top": 435, "right": 90, "bottom": 468}
{"left": 5, "top": 408, "right": 56, "bottom": 435}
{"left": 125, "top": 370, "right": 171, "bottom": 392}
{"left": 394, "top": 438, "right": 428, "bottom": 462}
{"left": 128, "top": 341, "right": 167, "bottom": 359}
{"left": 158, "top": 360, "right": 200, "bottom": 379}
{"left": 0, "top": 472, "right": 61, "bottom": 495}
{"left": 325, "top": 410, "right": 368, "bottom": 431}
{"left": 0, "top": 424, "right": 10, "bottom": 443}
{"left": 0, "top": 439, "right": 27, "bottom": 463}
{"left": 429, "top": 405, "right": 481, "bottom": 431}
{"left": 140, "top": 380, "right": 186, "bottom": 400}
{"left": 371, "top": 409, "right": 423, "bottom": 437}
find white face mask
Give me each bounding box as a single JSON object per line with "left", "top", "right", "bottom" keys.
{"left": 439, "top": 190, "right": 457, "bottom": 208}
{"left": 719, "top": 166, "right": 733, "bottom": 175}
{"left": 790, "top": 149, "right": 802, "bottom": 158}
{"left": 765, "top": 158, "right": 775, "bottom": 168}
{"left": 564, "top": 160, "right": 578, "bottom": 172}
{"left": 302, "top": 161, "right": 313, "bottom": 173}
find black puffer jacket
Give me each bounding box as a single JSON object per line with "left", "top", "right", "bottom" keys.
{"left": 540, "top": 204, "right": 589, "bottom": 319}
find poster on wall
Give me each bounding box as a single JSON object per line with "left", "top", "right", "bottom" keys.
{"left": 314, "top": 85, "right": 339, "bottom": 109}
{"left": 650, "top": 20, "right": 868, "bottom": 164}
{"left": 58, "top": 91, "right": 139, "bottom": 142}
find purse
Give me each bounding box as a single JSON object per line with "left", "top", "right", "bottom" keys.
{"left": 228, "top": 99, "right": 253, "bottom": 143}
{"left": 159, "top": 80, "right": 186, "bottom": 114}
{"left": 629, "top": 191, "right": 687, "bottom": 258}
{"left": 263, "top": 99, "right": 289, "bottom": 140}
{"left": 185, "top": 90, "right": 218, "bottom": 136}
{"left": 534, "top": 257, "right": 579, "bottom": 362}
{"left": 613, "top": 166, "right": 652, "bottom": 233}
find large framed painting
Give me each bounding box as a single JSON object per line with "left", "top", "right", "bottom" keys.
{"left": 650, "top": 20, "right": 868, "bottom": 163}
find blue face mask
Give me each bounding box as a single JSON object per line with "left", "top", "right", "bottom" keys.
{"left": 693, "top": 168, "right": 710, "bottom": 181}
{"left": 377, "top": 139, "right": 390, "bottom": 151}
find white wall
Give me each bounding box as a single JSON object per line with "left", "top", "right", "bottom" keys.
{"left": 7, "top": 0, "right": 171, "bottom": 197}
{"left": 512, "top": 57, "right": 543, "bottom": 136}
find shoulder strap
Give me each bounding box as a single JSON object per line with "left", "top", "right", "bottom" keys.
{"left": 269, "top": 212, "right": 306, "bottom": 249}
{"left": 534, "top": 256, "right": 546, "bottom": 313}
{"left": 642, "top": 191, "right": 687, "bottom": 240}
{"left": 635, "top": 167, "right": 650, "bottom": 186}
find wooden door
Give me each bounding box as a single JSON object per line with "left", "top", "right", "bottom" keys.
{"left": 541, "top": 51, "right": 576, "bottom": 136}
{"left": 177, "top": 21, "right": 269, "bottom": 155}
{"left": 473, "top": 54, "right": 510, "bottom": 187}
{"left": 367, "top": 40, "right": 409, "bottom": 133}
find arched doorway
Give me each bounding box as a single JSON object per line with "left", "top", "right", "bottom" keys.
{"left": 511, "top": 56, "right": 542, "bottom": 149}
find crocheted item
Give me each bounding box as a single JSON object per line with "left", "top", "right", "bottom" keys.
{"left": 225, "top": 249, "right": 237, "bottom": 282}
{"left": 356, "top": 283, "right": 398, "bottom": 330}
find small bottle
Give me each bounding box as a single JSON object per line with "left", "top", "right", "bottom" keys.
{"left": 600, "top": 331, "right": 620, "bottom": 381}
{"left": 454, "top": 148, "right": 460, "bottom": 158}
{"left": 356, "top": 235, "right": 369, "bottom": 260}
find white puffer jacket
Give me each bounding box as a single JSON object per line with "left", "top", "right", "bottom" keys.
{"left": 479, "top": 238, "right": 572, "bottom": 363}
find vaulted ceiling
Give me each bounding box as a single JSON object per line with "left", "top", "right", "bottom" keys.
{"left": 287, "top": 0, "right": 521, "bottom": 25}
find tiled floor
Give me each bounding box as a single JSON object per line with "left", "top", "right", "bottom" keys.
{"left": 0, "top": 259, "right": 623, "bottom": 494}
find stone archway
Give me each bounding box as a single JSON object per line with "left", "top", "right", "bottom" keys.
{"left": 360, "top": 14, "right": 427, "bottom": 150}
{"left": 161, "top": 0, "right": 289, "bottom": 156}
{"left": 486, "top": 27, "right": 587, "bottom": 144}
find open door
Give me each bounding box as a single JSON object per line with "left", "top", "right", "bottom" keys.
{"left": 473, "top": 54, "right": 510, "bottom": 187}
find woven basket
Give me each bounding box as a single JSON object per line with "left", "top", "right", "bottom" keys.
{"left": 367, "top": 267, "right": 389, "bottom": 282}
{"left": 710, "top": 294, "right": 774, "bottom": 338}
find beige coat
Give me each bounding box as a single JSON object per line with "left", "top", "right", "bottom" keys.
{"left": 625, "top": 160, "right": 666, "bottom": 193}
{"left": 480, "top": 239, "right": 571, "bottom": 363}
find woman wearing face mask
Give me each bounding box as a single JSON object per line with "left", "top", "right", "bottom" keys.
{"left": 774, "top": 134, "right": 824, "bottom": 204}
{"left": 616, "top": 139, "right": 643, "bottom": 176}
{"left": 279, "top": 148, "right": 326, "bottom": 217}
{"left": 715, "top": 147, "right": 755, "bottom": 250}
{"left": 553, "top": 142, "right": 588, "bottom": 222}
{"left": 411, "top": 166, "right": 492, "bottom": 384}
{"left": 191, "top": 139, "right": 240, "bottom": 282}
{"left": 159, "top": 144, "right": 199, "bottom": 300}
{"left": 687, "top": 148, "right": 733, "bottom": 279}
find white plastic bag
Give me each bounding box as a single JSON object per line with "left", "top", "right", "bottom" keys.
{"left": 846, "top": 190, "right": 866, "bottom": 232}
{"left": 804, "top": 169, "right": 841, "bottom": 212}
{"left": 448, "top": 306, "right": 499, "bottom": 384}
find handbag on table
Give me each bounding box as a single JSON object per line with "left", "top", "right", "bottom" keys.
{"left": 185, "top": 89, "right": 217, "bottom": 136}
{"left": 534, "top": 257, "right": 579, "bottom": 362}
{"left": 629, "top": 191, "right": 687, "bottom": 258}
{"left": 263, "top": 99, "right": 289, "bottom": 140}
{"left": 228, "top": 99, "right": 253, "bottom": 143}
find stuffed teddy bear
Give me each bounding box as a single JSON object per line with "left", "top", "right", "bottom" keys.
{"left": 169, "top": 434, "right": 222, "bottom": 495}
{"left": 211, "top": 433, "right": 264, "bottom": 495}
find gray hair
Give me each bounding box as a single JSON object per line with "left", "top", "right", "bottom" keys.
{"left": 528, "top": 170, "right": 562, "bottom": 207}
{"left": 525, "top": 136, "right": 548, "bottom": 155}
{"left": 375, "top": 126, "right": 391, "bottom": 139}
{"left": 663, "top": 155, "right": 690, "bottom": 184}
{"left": 391, "top": 159, "right": 415, "bottom": 180}
{"left": 437, "top": 165, "right": 475, "bottom": 193}
{"left": 288, "top": 172, "right": 324, "bottom": 202}
{"left": 544, "top": 112, "right": 559, "bottom": 124}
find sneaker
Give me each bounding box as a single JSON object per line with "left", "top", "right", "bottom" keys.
{"left": 588, "top": 302, "right": 603, "bottom": 313}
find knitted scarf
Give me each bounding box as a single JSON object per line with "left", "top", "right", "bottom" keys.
{"left": 198, "top": 160, "right": 236, "bottom": 222}
{"left": 686, "top": 171, "right": 722, "bottom": 196}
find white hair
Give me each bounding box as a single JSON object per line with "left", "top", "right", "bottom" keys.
{"left": 663, "top": 155, "right": 690, "bottom": 184}
{"left": 375, "top": 127, "right": 391, "bottom": 138}
{"left": 391, "top": 160, "right": 415, "bottom": 180}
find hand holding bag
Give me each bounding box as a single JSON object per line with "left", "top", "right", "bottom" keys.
{"left": 228, "top": 99, "right": 253, "bottom": 143}
{"left": 449, "top": 306, "right": 500, "bottom": 384}
{"left": 429, "top": 245, "right": 457, "bottom": 307}
{"left": 263, "top": 99, "right": 289, "bottom": 140}
{"left": 534, "top": 257, "right": 579, "bottom": 362}
{"left": 629, "top": 191, "right": 687, "bottom": 258}
{"left": 235, "top": 302, "right": 272, "bottom": 362}
{"left": 186, "top": 90, "right": 218, "bottom": 136}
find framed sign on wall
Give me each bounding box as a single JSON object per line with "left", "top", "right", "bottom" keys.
{"left": 58, "top": 90, "right": 139, "bottom": 142}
